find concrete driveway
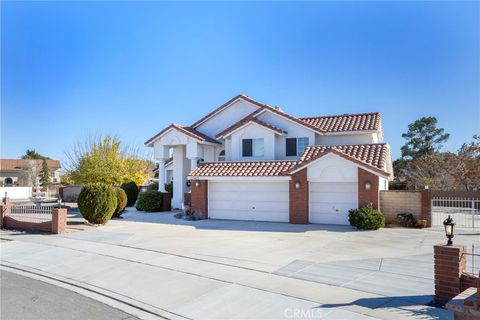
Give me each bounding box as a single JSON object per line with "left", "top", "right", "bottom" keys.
{"left": 1, "top": 208, "right": 477, "bottom": 320}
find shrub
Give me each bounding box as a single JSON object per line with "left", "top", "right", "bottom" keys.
{"left": 135, "top": 190, "right": 163, "bottom": 212}
{"left": 348, "top": 204, "right": 385, "bottom": 230}
{"left": 149, "top": 181, "right": 159, "bottom": 191}
{"left": 165, "top": 182, "right": 173, "bottom": 194}
{"left": 113, "top": 188, "right": 127, "bottom": 217}
{"left": 121, "top": 181, "right": 139, "bottom": 206}
{"left": 78, "top": 184, "right": 117, "bottom": 224}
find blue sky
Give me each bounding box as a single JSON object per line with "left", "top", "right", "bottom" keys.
{"left": 1, "top": 1, "right": 479, "bottom": 164}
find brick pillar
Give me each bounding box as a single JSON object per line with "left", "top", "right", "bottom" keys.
{"left": 161, "top": 193, "right": 172, "bottom": 211}
{"left": 358, "top": 168, "right": 379, "bottom": 209}
{"left": 191, "top": 180, "right": 208, "bottom": 219}
{"left": 434, "top": 244, "right": 466, "bottom": 303}
{"left": 0, "top": 197, "right": 11, "bottom": 229}
{"left": 51, "top": 208, "right": 67, "bottom": 234}
{"left": 289, "top": 168, "right": 308, "bottom": 224}
{"left": 421, "top": 190, "right": 432, "bottom": 227}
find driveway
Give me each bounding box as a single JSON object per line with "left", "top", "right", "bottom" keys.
{"left": 1, "top": 208, "right": 477, "bottom": 320}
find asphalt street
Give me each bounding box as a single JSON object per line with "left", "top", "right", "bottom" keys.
{"left": 0, "top": 270, "right": 140, "bottom": 320}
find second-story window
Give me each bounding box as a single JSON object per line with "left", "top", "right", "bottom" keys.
{"left": 286, "top": 137, "right": 309, "bottom": 156}
{"left": 242, "top": 138, "right": 264, "bottom": 157}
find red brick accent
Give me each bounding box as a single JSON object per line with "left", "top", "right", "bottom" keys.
{"left": 289, "top": 168, "right": 308, "bottom": 224}
{"left": 51, "top": 208, "right": 67, "bottom": 234}
{"left": 161, "top": 193, "right": 172, "bottom": 211}
{"left": 191, "top": 180, "right": 208, "bottom": 219}
{"left": 184, "top": 193, "right": 191, "bottom": 206}
{"left": 358, "top": 168, "right": 379, "bottom": 209}
{"left": 4, "top": 216, "right": 52, "bottom": 232}
{"left": 421, "top": 189, "right": 432, "bottom": 227}
{"left": 434, "top": 244, "right": 467, "bottom": 303}
{"left": 461, "top": 273, "right": 479, "bottom": 292}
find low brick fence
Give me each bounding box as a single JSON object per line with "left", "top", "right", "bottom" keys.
{"left": 0, "top": 197, "right": 67, "bottom": 234}
{"left": 380, "top": 190, "right": 431, "bottom": 226}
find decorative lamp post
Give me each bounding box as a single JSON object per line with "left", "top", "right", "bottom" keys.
{"left": 443, "top": 215, "right": 455, "bottom": 246}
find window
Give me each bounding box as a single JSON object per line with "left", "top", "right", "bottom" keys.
{"left": 218, "top": 150, "right": 225, "bottom": 161}
{"left": 297, "top": 137, "right": 309, "bottom": 155}
{"left": 242, "top": 138, "right": 264, "bottom": 157}
{"left": 286, "top": 137, "right": 309, "bottom": 156}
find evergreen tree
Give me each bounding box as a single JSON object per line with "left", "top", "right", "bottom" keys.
{"left": 40, "top": 159, "right": 51, "bottom": 187}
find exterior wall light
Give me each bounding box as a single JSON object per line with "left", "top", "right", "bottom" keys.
{"left": 443, "top": 215, "right": 455, "bottom": 246}
{"left": 365, "top": 180, "right": 372, "bottom": 190}
{"left": 186, "top": 180, "right": 191, "bottom": 187}
{"left": 195, "top": 180, "right": 200, "bottom": 188}
{"left": 294, "top": 181, "right": 301, "bottom": 190}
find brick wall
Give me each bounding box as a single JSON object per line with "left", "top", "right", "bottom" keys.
{"left": 1, "top": 198, "right": 67, "bottom": 234}
{"left": 380, "top": 190, "right": 423, "bottom": 223}
{"left": 161, "top": 192, "right": 172, "bottom": 211}
{"left": 380, "top": 190, "right": 431, "bottom": 226}
{"left": 358, "top": 168, "right": 379, "bottom": 209}
{"left": 289, "top": 168, "right": 308, "bottom": 224}
{"left": 191, "top": 180, "right": 208, "bottom": 219}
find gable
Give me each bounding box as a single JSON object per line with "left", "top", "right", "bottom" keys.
{"left": 307, "top": 153, "right": 358, "bottom": 182}
{"left": 256, "top": 110, "right": 315, "bottom": 138}
{"left": 194, "top": 98, "right": 262, "bottom": 138}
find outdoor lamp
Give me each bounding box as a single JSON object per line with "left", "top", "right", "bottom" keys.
{"left": 294, "top": 181, "right": 301, "bottom": 189}
{"left": 365, "top": 180, "right": 372, "bottom": 190}
{"left": 443, "top": 215, "right": 455, "bottom": 246}
{"left": 186, "top": 180, "right": 191, "bottom": 187}
{"left": 194, "top": 180, "right": 200, "bottom": 188}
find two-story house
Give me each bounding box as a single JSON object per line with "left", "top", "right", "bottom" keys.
{"left": 145, "top": 94, "right": 392, "bottom": 225}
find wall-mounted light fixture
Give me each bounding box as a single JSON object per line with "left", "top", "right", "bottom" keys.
{"left": 294, "top": 181, "right": 301, "bottom": 190}
{"left": 364, "top": 180, "right": 372, "bottom": 190}
{"left": 195, "top": 180, "right": 200, "bottom": 188}
{"left": 186, "top": 180, "right": 191, "bottom": 187}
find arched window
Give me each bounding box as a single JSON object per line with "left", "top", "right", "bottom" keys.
{"left": 5, "top": 177, "right": 13, "bottom": 185}
{"left": 218, "top": 150, "right": 225, "bottom": 162}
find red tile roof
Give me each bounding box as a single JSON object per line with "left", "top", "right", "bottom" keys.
{"left": 145, "top": 123, "right": 221, "bottom": 146}
{"left": 300, "top": 112, "right": 381, "bottom": 133}
{"left": 189, "top": 161, "right": 297, "bottom": 177}
{"left": 216, "top": 116, "right": 287, "bottom": 138}
{"left": 295, "top": 143, "right": 389, "bottom": 175}
{"left": 0, "top": 159, "right": 61, "bottom": 172}
{"left": 189, "top": 143, "right": 389, "bottom": 177}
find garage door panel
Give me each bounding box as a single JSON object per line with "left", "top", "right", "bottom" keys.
{"left": 210, "top": 191, "right": 288, "bottom": 202}
{"left": 309, "top": 182, "right": 358, "bottom": 225}
{"left": 209, "top": 181, "right": 289, "bottom": 222}
{"left": 209, "top": 200, "right": 288, "bottom": 212}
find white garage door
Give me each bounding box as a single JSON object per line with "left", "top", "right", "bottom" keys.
{"left": 209, "top": 181, "right": 289, "bottom": 222}
{"left": 309, "top": 182, "right": 358, "bottom": 225}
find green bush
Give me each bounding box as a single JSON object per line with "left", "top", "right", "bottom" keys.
{"left": 135, "top": 190, "right": 163, "bottom": 212}
{"left": 113, "top": 188, "right": 127, "bottom": 217}
{"left": 149, "top": 181, "right": 159, "bottom": 191}
{"left": 121, "top": 181, "right": 139, "bottom": 206}
{"left": 78, "top": 184, "right": 117, "bottom": 224}
{"left": 165, "top": 182, "right": 173, "bottom": 194}
{"left": 348, "top": 204, "right": 385, "bottom": 230}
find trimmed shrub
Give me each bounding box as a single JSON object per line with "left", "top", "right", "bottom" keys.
{"left": 113, "top": 188, "right": 127, "bottom": 217}
{"left": 121, "top": 181, "right": 139, "bottom": 206}
{"left": 165, "top": 182, "right": 173, "bottom": 194}
{"left": 135, "top": 190, "right": 163, "bottom": 212}
{"left": 348, "top": 204, "right": 385, "bottom": 230}
{"left": 78, "top": 184, "right": 117, "bottom": 224}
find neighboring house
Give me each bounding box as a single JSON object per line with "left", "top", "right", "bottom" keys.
{"left": 145, "top": 94, "right": 393, "bottom": 225}
{"left": 0, "top": 159, "right": 62, "bottom": 186}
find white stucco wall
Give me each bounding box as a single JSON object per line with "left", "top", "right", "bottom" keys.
{"left": 379, "top": 177, "right": 389, "bottom": 190}
{"left": 229, "top": 123, "right": 276, "bottom": 161}
{"left": 0, "top": 187, "right": 32, "bottom": 200}
{"left": 315, "top": 132, "right": 378, "bottom": 146}
{"left": 195, "top": 99, "right": 260, "bottom": 138}
{"left": 307, "top": 153, "right": 358, "bottom": 183}
{"left": 257, "top": 111, "right": 315, "bottom": 160}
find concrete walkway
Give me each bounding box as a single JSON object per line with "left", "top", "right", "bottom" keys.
{"left": 1, "top": 208, "right": 473, "bottom": 320}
